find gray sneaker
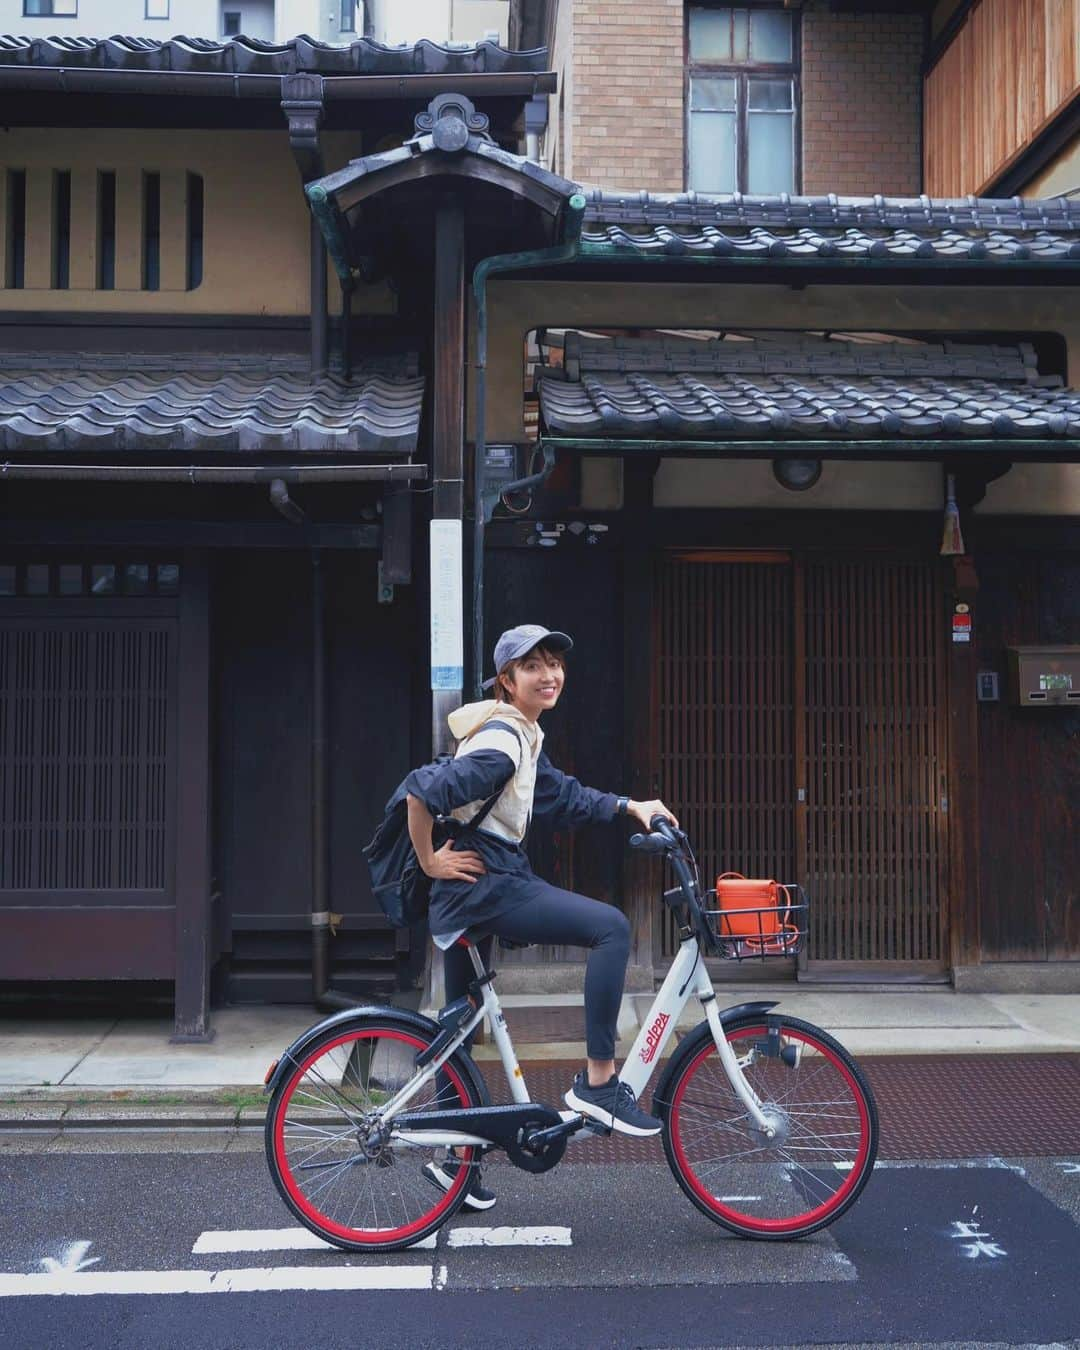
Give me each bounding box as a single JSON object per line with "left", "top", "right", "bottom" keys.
{"left": 422, "top": 1156, "right": 497, "bottom": 1212}
{"left": 564, "top": 1071, "right": 662, "bottom": 1137}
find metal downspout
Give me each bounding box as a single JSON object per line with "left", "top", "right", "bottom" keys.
{"left": 470, "top": 192, "right": 586, "bottom": 696}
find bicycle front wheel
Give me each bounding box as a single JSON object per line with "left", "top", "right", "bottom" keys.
{"left": 661, "top": 1014, "right": 878, "bottom": 1239}
{"left": 265, "top": 1017, "right": 484, "bottom": 1252}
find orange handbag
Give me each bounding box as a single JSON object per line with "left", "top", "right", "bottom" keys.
{"left": 715, "top": 872, "right": 800, "bottom": 952}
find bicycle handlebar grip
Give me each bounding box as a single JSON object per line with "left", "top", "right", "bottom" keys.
{"left": 630, "top": 832, "right": 668, "bottom": 853}
{"left": 650, "top": 814, "right": 675, "bottom": 837}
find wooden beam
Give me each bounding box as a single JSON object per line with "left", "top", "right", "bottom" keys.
{"left": 172, "top": 549, "right": 214, "bottom": 1042}
{"left": 115, "top": 168, "right": 144, "bottom": 292}
{"left": 159, "top": 168, "right": 189, "bottom": 293}
{"left": 622, "top": 455, "right": 659, "bottom": 971}
{"left": 23, "top": 166, "right": 53, "bottom": 291}
{"left": 0, "top": 520, "right": 380, "bottom": 550}
{"left": 68, "top": 168, "right": 98, "bottom": 292}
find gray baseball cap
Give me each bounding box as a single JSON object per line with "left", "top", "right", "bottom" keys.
{"left": 481, "top": 624, "right": 574, "bottom": 691}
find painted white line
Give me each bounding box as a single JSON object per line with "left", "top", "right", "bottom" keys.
{"left": 846, "top": 1159, "right": 1025, "bottom": 1173}
{"left": 446, "top": 1226, "right": 572, "bottom": 1248}
{"left": 192, "top": 1228, "right": 436, "bottom": 1254}
{"left": 0, "top": 1265, "right": 434, "bottom": 1298}
{"left": 716, "top": 1195, "right": 762, "bottom": 1202}
{"left": 434, "top": 1264, "right": 448, "bottom": 1289}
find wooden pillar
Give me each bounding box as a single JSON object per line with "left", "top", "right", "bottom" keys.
{"left": 68, "top": 168, "right": 99, "bottom": 292}
{"left": 23, "top": 166, "right": 53, "bottom": 290}
{"left": 622, "top": 456, "right": 660, "bottom": 977}
{"left": 173, "top": 550, "right": 214, "bottom": 1041}
{"left": 115, "top": 168, "right": 145, "bottom": 293}
{"left": 159, "top": 168, "right": 190, "bottom": 293}
{"left": 422, "top": 195, "right": 466, "bottom": 1013}
{"left": 430, "top": 194, "right": 465, "bottom": 758}
{"left": 947, "top": 554, "right": 981, "bottom": 974}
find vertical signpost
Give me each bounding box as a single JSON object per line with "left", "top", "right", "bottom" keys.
{"left": 430, "top": 518, "right": 464, "bottom": 755}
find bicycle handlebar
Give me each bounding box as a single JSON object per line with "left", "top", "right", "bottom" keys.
{"left": 628, "top": 816, "right": 718, "bottom": 953}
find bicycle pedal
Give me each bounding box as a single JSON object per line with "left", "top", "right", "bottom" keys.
{"left": 582, "top": 1117, "right": 612, "bottom": 1138}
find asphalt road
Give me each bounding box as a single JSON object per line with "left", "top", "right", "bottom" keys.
{"left": 2, "top": 1132, "right": 1079, "bottom": 1349}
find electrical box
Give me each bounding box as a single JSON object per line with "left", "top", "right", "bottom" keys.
{"left": 1005, "top": 646, "right": 1080, "bottom": 707}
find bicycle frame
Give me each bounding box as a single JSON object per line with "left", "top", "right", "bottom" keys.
{"left": 387, "top": 935, "right": 777, "bottom": 1153}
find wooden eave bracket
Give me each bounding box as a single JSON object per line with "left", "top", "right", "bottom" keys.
{"left": 281, "top": 72, "right": 326, "bottom": 184}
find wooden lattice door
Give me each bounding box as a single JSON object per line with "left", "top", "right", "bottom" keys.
{"left": 803, "top": 558, "right": 948, "bottom": 969}
{"left": 655, "top": 554, "right": 796, "bottom": 960}
{"left": 655, "top": 552, "right": 949, "bottom": 973}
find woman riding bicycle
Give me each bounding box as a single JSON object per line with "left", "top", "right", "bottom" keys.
{"left": 405, "top": 623, "right": 678, "bottom": 1210}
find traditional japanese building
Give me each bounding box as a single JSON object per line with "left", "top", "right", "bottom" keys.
{"left": 1, "top": 2, "right": 1077, "bottom": 1032}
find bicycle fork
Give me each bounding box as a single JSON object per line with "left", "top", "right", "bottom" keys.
{"left": 618, "top": 938, "right": 780, "bottom": 1140}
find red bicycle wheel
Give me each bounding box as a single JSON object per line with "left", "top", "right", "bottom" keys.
{"left": 662, "top": 1015, "right": 878, "bottom": 1239}
{"left": 265, "top": 1019, "right": 482, "bottom": 1251}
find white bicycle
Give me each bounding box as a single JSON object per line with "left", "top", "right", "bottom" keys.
{"left": 264, "top": 817, "right": 879, "bottom": 1251}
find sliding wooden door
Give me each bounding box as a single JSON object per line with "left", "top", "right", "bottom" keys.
{"left": 654, "top": 551, "right": 949, "bottom": 976}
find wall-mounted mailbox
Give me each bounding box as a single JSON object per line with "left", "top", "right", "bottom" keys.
{"left": 1006, "top": 646, "right": 1080, "bottom": 707}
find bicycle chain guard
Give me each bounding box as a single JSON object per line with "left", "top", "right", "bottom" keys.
{"left": 506, "top": 1117, "right": 569, "bottom": 1174}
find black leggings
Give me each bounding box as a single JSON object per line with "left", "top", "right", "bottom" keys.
{"left": 442, "top": 881, "right": 632, "bottom": 1061}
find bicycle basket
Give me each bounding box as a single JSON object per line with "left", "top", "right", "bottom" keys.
{"left": 706, "top": 873, "right": 808, "bottom": 961}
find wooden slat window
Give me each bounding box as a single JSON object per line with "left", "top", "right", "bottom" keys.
{"left": 0, "top": 623, "right": 174, "bottom": 893}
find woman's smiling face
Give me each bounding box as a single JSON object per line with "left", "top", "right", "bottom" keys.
{"left": 497, "top": 645, "right": 565, "bottom": 720}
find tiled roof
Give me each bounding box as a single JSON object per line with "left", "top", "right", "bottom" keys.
{"left": 0, "top": 354, "right": 423, "bottom": 455}
{"left": 580, "top": 191, "right": 1080, "bottom": 264}
{"left": 538, "top": 334, "right": 1080, "bottom": 442}
{"left": 0, "top": 33, "right": 547, "bottom": 76}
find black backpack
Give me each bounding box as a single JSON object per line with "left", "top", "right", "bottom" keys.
{"left": 362, "top": 720, "right": 520, "bottom": 929}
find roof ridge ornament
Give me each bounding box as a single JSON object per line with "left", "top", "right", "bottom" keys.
{"left": 413, "top": 91, "right": 490, "bottom": 153}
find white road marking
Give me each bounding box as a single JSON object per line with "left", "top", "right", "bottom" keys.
{"left": 716, "top": 1196, "right": 761, "bottom": 1202}
{"left": 434, "top": 1264, "right": 448, "bottom": 1289}
{"left": 834, "top": 1159, "right": 1025, "bottom": 1173}
{"left": 0, "top": 1266, "right": 434, "bottom": 1298}
{"left": 192, "top": 1228, "right": 436, "bottom": 1254}
{"left": 446, "top": 1226, "right": 572, "bottom": 1248}
{"left": 39, "top": 1241, "right": 100, "bottom": 1274}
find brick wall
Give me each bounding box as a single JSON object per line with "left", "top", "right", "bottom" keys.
{"left": 551, "top": 4, "right": 925, "bottom": 197}
{"left": 567, "top": 0, "right": 685, "bottom": 191}
{"left": 801, "top": 8, "right": 924, "bottom": 196}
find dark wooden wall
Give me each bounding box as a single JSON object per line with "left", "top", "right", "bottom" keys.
{"left": 214, "top": 549, "right": 418, "bottom": 998}
{"left": 484, "top": 542, "right": 627, "bottom": 947}
{"left": 975, "top": 549, "right": 1080, "bottom": 961}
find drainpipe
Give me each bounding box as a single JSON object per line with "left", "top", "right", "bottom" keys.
{"left": 269, "top": 480, "right": 359, "bottom": 1011}
{"left": 470, "top": 192, "right": 586, "bottom": 696}
{"left": 281, "top": 74, "right": 329, "bottom": 379}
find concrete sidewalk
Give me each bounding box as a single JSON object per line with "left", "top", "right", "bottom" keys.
{"left": 1, "top": 987, "right": 1078, "bottom": 1120}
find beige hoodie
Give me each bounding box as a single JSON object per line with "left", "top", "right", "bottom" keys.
{"left": 445, "top": 699, "right": 542, "bottom": 844}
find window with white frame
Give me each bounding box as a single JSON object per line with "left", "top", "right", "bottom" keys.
{"left": 340, "top": 0, "right": 357, "bottom": 32}
{"left": 687, "top": 5, "right": 799, "bottom": 195}
{"left": 22, "top": 0, "right": 78, "bottom": 14}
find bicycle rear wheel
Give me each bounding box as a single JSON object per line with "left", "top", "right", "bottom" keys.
{"left": 265, "top": 1017, "right": 483, "bottom": 1252}
{"left": 661, "top": 1014, "right": 878, "bottom": 1239}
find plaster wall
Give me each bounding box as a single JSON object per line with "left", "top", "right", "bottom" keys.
{"left": 0, "top": 0, "right": 219, "bottom": 38}
{"left": 1021, "top": 132, "right": 1080, "bottom": 199}
{"left": 366, "top": 0, "right": 507, "bottom": 44}
{"left": 0, "top": 128, "right": 392, "bottom": 318}
{"left": 482, "top": 277, "right": 1080, "bottom": 515}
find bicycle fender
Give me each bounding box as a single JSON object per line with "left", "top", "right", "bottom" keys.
{"left": 263, "top": 1003, "right": 491, "bottom": 1107}
{"left": 650, "top": 1001, "right": 778, "bottom": 1120}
